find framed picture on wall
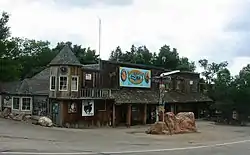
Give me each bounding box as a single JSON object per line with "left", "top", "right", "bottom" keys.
{"left": 68, "top": 102, "right": 77, "bottom": 113}
{"left": 82, "top": 100, "right": 94, "bottom": 116}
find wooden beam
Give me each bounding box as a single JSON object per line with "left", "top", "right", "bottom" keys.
{"left": 143, "top": 104, "right": 147, "bottom": 125}
{"left": 112, "top": 103, "right": 116, "bottom": 127}
{"left": 126, "top": 104, "right": 131, "bottom": 127}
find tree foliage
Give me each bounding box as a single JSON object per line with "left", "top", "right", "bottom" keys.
{"left": 109, "top": 44, "right": 195, "bottom": 72}
{"left": 199, "top": 59, "right": 250, "bottom": 122}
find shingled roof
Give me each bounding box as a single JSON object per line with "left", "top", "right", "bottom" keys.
{"left": 163, "top": 91, "right": 213, "bottom": 103}
{"left": 110, "top": 89, "right": 212, "bottom": 104}
{"left": 49, "top": 44, "right": 82, "bottom": 66}
{"left": 111, "top": 89, "right": 159, "bottom": 104}
{"left": 1, "top": 68, "right": 50, "bottom": 95}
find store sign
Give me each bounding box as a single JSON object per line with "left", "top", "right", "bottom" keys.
{"left": 82, "top": 100, "right": 94, "bottom": 116}
{"left": 119, "top": 67, "right": 151, "bottom": 88}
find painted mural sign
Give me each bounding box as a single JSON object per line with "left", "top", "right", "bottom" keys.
{"left": 82, "top": 100, "right": 94, "bottom": 116}
{"left": 119, "top": 67, "right": 151, "bottom": 88}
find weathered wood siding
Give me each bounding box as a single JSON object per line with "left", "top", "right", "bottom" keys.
{"left": 100, "top": 61, "right": 165, "bottom": 90}
{"left": 82, "top": 70, "right": 101, "bottom": 88}
{"left": 61, "top": 99, "right": 113, "bottom": 128}
{"left": 170, "top": 72, "right": 200, "bottom": 94}
{"left": 101, "top": 62, "right": 119, "bottom": 89}
{"left": 49, "top": 66, "right": 82, "bottom": 99}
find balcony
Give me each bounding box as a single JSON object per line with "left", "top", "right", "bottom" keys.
{"left": 80, "top": 88, "right": 112, "bottom": 99}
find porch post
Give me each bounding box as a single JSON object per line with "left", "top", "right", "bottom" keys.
{"left": 112, "top": 103, "right": 116, "bottom": 127}
{"left": 143, "top": 104, "right": 147, "bottom": 124}
{"left": 126, "top": 104, "right": 131, "bottom": 127}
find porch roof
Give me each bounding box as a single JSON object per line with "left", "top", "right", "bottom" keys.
{"left": 163, "top": 91, "right": 213, "bottom": 103}
{"left": 111, "top": 89, "right": 159, "bottom": 104}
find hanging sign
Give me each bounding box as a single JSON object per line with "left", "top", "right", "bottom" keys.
{"left": 82, "top": 100, "right": 94, "bottom": 116}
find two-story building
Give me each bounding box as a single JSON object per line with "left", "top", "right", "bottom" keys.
{"left": 0, "top": 45, "right": 212, "bottom": 128}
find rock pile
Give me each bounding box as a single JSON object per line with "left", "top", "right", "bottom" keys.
{"left": 0, "top": 108, "right": 29, "bottom": 121}
{"left": 0, "top": 108, "right": 53, "bottom": 127}
{"left": 146, "top": 112, "right": 197, "bottom": 135}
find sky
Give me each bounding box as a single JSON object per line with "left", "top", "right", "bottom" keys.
{"left": 1, "top": 0, "right": 250, "bottom": 75}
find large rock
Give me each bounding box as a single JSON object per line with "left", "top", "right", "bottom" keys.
{"left": 1, "top": 108, "right": 11, "bottom": 118}
{"left": 12, "top": 113, "right": 26, "bottom": 121}
{"left": 146, "top": 121, "right": 169, "bottom": 134}
{"left": 37, "top": 116, "right": 53, "bottom": 127}
{"left": 146, "top": 112, "right": 197, "bottom": 135}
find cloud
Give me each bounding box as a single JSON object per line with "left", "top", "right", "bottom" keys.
{"left": 1, "top": 0, "right": 250, "bottom": 75}
{"left": 52, "top": 0, "right": 134, "bottom": 8}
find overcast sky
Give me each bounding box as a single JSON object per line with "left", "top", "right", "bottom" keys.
{"left": 1, "top": 0, "right": 250, "bottom": 75}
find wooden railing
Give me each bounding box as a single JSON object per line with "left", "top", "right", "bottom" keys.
{"left": 80, "top": 88, "right": 112, "bottom": 98}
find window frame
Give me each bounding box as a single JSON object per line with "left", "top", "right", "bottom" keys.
{"left": 50, "top": 75, "right": 56, "bottom": 91}
{"left": 71, "top": 75, "right": 79, "bottom": 91}
{"left": 12, "top": 97, "right": 20, "bottom": 110}
{"left": 21, "top": 97, "right": 32, "bottom": 111}
{"left": 59, "top": 75, "right": 68, "bottom": 91}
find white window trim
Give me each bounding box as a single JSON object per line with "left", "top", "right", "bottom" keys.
{"left": 11, "top": 96, "right": 20, "bottom": 110}
{"left": 59, "top": 75, "right": 68, "bottom": 91}
{"left": 71, "top": 75, "right": 79, "bottom": 91}
{"left": 50, "top": 75, "right": 56, "bottom": 91}
{"left": 21, "top": 97, "right": 33, "bottom": 112}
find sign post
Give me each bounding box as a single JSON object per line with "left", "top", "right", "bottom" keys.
{"left": 153, "top": 70, "right": 180, "bottom": 122}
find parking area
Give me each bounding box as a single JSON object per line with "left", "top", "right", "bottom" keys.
{"left": 0, "top": 118, "right": 250, "bottom": 153}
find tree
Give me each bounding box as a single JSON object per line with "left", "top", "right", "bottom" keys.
{"left": 109, "top": 46, "right": 123, "bottom": 61}
{"left": 154, "top": 45, "right": 179, "bottom": 69}
{"left": 198, "top": 59, "right": 228, "bottom": 84}
{"left": 177, "top": 57, "right": 196, "bottom": 72}
{"left": 0, "top": 12, "right": 22, "bottom": 81}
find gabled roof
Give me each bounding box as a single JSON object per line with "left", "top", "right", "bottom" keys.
{"left": 1, "top": 68, "right": 50, "bottom": 95}
{"left": 49, "top": 44, "right": 82, "bottom": 66}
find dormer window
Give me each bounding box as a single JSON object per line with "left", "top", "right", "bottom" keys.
{"left": 59, "top": 76, "right": 68, "bottom": 91}
{"left": 71, "top": 76, "right": 79, "bottom": 91}
{"left": 50, "top": 76, "right": 56, "bottom": 91}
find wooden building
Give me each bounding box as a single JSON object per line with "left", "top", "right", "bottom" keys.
{"left": 0, "top": 45, "right": 212, "bottom": 128}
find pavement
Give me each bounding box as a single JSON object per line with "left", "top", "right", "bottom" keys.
{"left": 0, "top": 118, "right": 250, "bottom": 154}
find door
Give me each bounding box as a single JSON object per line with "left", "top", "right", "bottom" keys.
{"left": 52, "top": 101, "right": 61, "bottom": 126}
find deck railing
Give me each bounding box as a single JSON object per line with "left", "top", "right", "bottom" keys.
{"left": 80, "top": 88, "right": 112, "bottom": 98}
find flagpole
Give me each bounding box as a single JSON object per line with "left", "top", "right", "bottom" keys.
{"left": 98, "top": 17, "right": 101, "bottom": 62}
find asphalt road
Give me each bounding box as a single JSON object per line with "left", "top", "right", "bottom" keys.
{"left": 0, "top": 118, "right": 250, "bottom": 155}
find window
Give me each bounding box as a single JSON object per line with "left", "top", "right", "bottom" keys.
{"left": 12, "top": 97, "right": 20, "bottom": 110}
{"left": 71, "top": 76, "right": 79, "bottom": 91}
{"left": 86, "top": 74, "right": 92, "bottom": 80}
{"left": 21, "top": 97, "right": 32, "bottom": 111}
{"left": 176, "top": 80, "right": 181, "bottom": 90}
{"left": 50, "top": 76, "right": 56, "bottom": 90}
{"left": 59, "top": 76, "right": 68, "bottom": 91}
{"left": 190, "top": 81, "right": 198, "bottom": 92}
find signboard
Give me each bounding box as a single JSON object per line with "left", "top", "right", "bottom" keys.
{"left": 119, "top": 67, "right": 151, "bottom": 88}
{"left": 68, "top": 102, "right": 77, "bottom": 113}
{"left": 82, "top": 100, "right": 94, "bottom": 116}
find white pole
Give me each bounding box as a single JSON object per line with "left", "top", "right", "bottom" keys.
{"left": 98, "top": 17, "right": 101, "bottom": 61}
